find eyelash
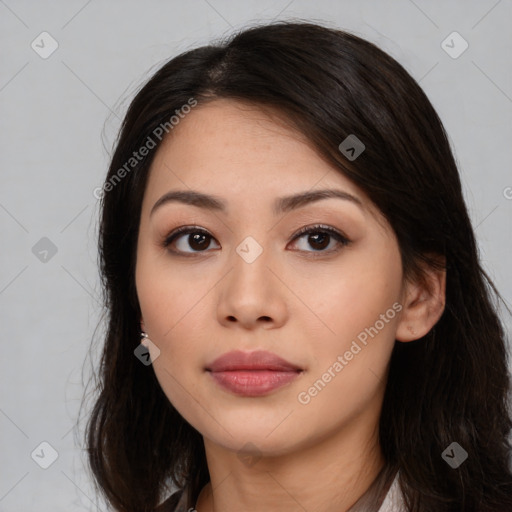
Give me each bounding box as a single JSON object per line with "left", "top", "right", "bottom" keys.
{"left": 162, "top": 224, "right": 351, "bottom": 257}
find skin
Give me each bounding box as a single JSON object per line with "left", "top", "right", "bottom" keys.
{"left": 135, "top": 99, "right": 445, "bottom": 512}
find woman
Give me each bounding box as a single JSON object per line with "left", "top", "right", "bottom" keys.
{"left": 83, "top": 21, "right": 512, "bottom": 511}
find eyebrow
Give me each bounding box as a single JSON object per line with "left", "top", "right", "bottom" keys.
{"left": 150, "top": 188, "right": 363, "bottom": 217}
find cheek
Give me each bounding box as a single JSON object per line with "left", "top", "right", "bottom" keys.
{"left": 287, "top": 249, "right": 403, "bottom": 397}
{"left": 136, "top": 245, "right": 209, "bottom": 337}
{"left": 138, "top": 269, "right": 207, "bottom": 415}
{"left": 135, "top": 251, "right": 217, "bottom": 397}
{"left": 289, "top": 248, "right": 402, "bottom": 342}
{"left": 293, "top": 269, "right": 401, "bottom": 423}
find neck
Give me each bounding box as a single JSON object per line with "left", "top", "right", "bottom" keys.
{"left": 195, "top": 418, "right": 384, "bottom": 512}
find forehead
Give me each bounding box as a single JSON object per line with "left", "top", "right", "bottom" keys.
{"left": 154, "top": 99, "right": 318, "bottom": 171}
{"left": 145, "top": 99, "right": 365, "bottom": 203}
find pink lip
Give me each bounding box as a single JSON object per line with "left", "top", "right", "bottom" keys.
{"left": 206, "top": 350, "right": 303, "bottom": 397}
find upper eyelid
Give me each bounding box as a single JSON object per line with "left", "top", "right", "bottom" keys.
{"left": 165, "top": 225, "right": 211, "bottom": 241}
{"left": 165, "top": 223, "right": 345, "bottom": 239}
{"left": 292, "top": 224, "right": 346, "bottom": 236}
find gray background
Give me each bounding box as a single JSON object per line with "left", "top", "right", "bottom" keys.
{"left": 1, "top": 0, "right": 511, "bottom": 510}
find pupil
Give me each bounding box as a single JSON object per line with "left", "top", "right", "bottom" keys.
{"left": 190, "top": 233, "right": 209, "bottom": 251}
{"left": 309, "top": 233, "right": 329, "bottom": 250}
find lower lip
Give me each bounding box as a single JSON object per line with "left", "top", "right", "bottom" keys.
{"left": 208, "top": 370, "right": 301, "bottom": 396}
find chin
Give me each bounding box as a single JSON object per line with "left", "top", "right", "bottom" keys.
{"left": 196, "top": 415, "right": 302, "bottom": 454}
{"left": 216, "top": 432, "right": 300, "bottom": 458}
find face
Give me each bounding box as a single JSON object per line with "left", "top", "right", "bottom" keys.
{"left": 135, "top": 99, "right": 407, "bottom": 457}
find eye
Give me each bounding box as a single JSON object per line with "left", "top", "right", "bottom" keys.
{"left": 288, "top": 224, "right": 350, "bottom": 254}
{"left": 162, "top": 224, "right": 350, "bottom": 256}
{"left": 163, "top": 226, "right": 220, "bottom": 254}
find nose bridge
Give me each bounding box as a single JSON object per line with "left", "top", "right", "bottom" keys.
{"left": 216, "top": 233, "right": 288, "bottom": 328}
{"left": 229, "top": 234, "right": 273, "bottom": 300}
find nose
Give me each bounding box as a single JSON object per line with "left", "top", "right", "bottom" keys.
{"left": 216, "top": 244, "right": 289, "bottom": 331}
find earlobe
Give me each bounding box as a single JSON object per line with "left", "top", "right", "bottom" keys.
{"left": 395, "top": 260, "right": 446, "bottom": 342}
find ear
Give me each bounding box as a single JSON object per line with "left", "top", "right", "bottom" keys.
{"left": 395, "top": 256, "right": 446, "bottom": 342}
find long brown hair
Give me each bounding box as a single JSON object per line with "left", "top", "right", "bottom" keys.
{"left": 81, "top": 21, "right": 512, "bottom": 511}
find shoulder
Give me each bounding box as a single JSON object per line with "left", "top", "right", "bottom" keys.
{"left": 155, "top": 487, "right": 190, "bottom": 512}
{"left": 376, "top": 471, "right": 407, "bottom": 512}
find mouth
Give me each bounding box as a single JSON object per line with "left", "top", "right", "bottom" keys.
{"left": 206, "top": 350, "right": 303, "bottom": 397}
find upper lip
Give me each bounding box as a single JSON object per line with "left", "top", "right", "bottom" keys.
{"left": 206, "top": 350, "right": 302, "bottom": 372}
